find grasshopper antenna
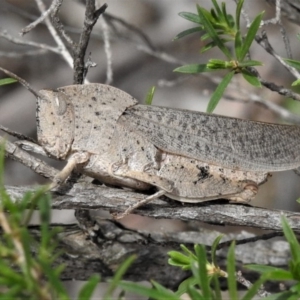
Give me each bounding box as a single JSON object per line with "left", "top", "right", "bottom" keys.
{"left": 0, "top": 66, "right": 39, "bottom": 142}
{"left": 0, "top": 66, "right": 42, "bottom": 99}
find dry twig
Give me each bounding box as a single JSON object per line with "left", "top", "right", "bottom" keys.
{"left": 73, "top": 2, "right": 107, "bottom": 84}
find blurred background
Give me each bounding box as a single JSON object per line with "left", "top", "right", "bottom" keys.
{"left": 1, "top": 0, "right": 300, "bottom": 298}
{"left": 1, "top": 0, "right": 300, "bottom": 235}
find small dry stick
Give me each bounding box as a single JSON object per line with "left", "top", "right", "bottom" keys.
{"left": 50, "top": 0, "right": 75, "bottom": 47}
{"left": 1, "top": 136, "right": 58, "bottom": 180}
{"left": 236, "top": 271, "right": 271, "bottom": 298}
{"left": 73, "top": 2, "right": 108, "bottom": 84}
{"left": 100, "top": 16, "right": 113, "bottom": 84}
{"left": 0, "top": 30, "right": 61, "bottom": 54}
{"left": 0, "top": 124, "right": 36, "bottom": 143}
{"left": 0, "top": 66, "right": 41, "bottom": 98}
{"left": 21, "top": 0, "right": 58, "bottom": 35}
{"left": 35, "top": 0, "right": 74, "bottom": 69}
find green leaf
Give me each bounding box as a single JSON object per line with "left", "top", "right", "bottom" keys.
{"left": 227, "top": 15, "right": 235, "bottom": 28}
{"left": 236, "top": 0, "right": 244, "bottom": 30}
{"left": 241, "top": 276, "right": 266, "bottom": 300}
{"left": 247, "top": 265, "right": 293, "bottom": 281}
{"left": 241, "top": 70, "right": 262, "bottom": 87}
{"left": 296, "top": 198, "right": 300, "bottom": 204}
{"left": 22, "top": 188, "right": 49, "bottom": 226}
{"left": 187, "top": 285, "right": 205, "bottom": 300}
{"left": 211, "top": 23, "right": 229, "bottom": 31}
{"left": 221, "top": 2, "right": 231, "bottom": 28}
{"left": 238, "top": 60, "right": 263, "bottom": 67}
{"left": 201, "top": 39, "right": 232, "bottom": 53}
{"left": 152, "top": 281, "right": 176, "bottom": 295}
{"left": 265, "top": 291, "right": 297, "bottom": 300}
{"left": 40, "top": 260, "right": 69, "bottom": 299}
{"left": 38, "top": 192, "right": 51, "bottom": 225}
{"left": 104, "top": 255, "right": 136, "bottom": 299}
{"left": 0, "top": 143, "right": 6, "bottom": 187}
{"left": 0, "top": 286, "right": 24, "bottom": 299}
{"left": 194, "top": 245, "right": 212, "bottom": 299}
{"left": 227, "top": 242, "right": 238, "bottom": 300}
{"left": 145, "top": 86, "right": 156, "bottom": 105}
{"left": 246, "top": 265, "right": 285, "bottom": 274}
{"left": 78, "top": 275, "right": 100, "bottom": 299}
{"left": 168, "top": 251, "right": 191, "bottom": 270}
{"left": 267, "top": 270, "right": 294, "bottom": 281}
{"left": 211, "top": 0, "right": 222, "bottom": 18}
{"left": 239, "top": 12, "right": 264, "bottom": 61}
{"left": 174, "top": 27, "right": 203, "bottom": 40}
{"left": 292, "top": 79, "right": 300, "bottom": 87}
{"left": 211, "top": 235, "right": 223, "bottom": 267}
{"left": 239, "top": 60, "right": 263, "bottom": 68}
{"left": 284, "top": 58, "right": 300, "bottom": 69}
{"left": 0, "top": 264, "right": 25, "bottom": 285}
{"left": 290, "top": 283, "right": 300, "bottom": 292}
{"left": 207, "top": 59, "right": 230, "bottom": 70}
{"left": 180, "top": 244, "right": 197, "bottom": 259}
{"left": 212, "top": 275, "right": 222, "bottom": 299}
{"left": 175, "top": 277, "right": 198, "bottom": 296}
{"left": 197, "top": 5, "right": 232, "bottom": 59}
{"left": 210, "top": 8, "right": 220, "bottom": 22}
{"left": 235, "top": 30, "right": 243, "bottom": 60}
{"left": 206, "top": 70, "right": 235, "bottom": 113}
{"left": 174, "top": 64, "right": 211, "bottom": 73}
{"left": 281, "top": 215, "right": 300, "bottom": 262}
{"left": 290, "top": 261, "right": 300, "bottom": 281}
{"left": 178, "top": 12, "right": 202, "bottom": 24}
{"left": 0, "top": 78, "right": 17, "bottom": 86}
{"left": 118, "top": 281, "right": 179, "bottom": 300}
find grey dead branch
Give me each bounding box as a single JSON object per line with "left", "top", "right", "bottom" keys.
{"left": 4, "top": 183, "right": 300, "bottom": 231}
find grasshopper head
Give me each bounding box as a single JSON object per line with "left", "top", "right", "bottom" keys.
{"left": 37, "top": 89, "right": 74, "bottom": 159}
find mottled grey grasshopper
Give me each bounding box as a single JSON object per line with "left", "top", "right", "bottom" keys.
{"left": 5, "top": 81, "right": 300, "bottom": 218}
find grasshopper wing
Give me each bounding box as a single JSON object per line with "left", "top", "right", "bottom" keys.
{"left": 121, "top": 105, "right": 300, "bottom": 172}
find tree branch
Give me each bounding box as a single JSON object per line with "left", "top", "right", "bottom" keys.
{"left": 266, "top": 0, "right": 300, "bottom": 26}
{"left": 1, "top": 136, "right": 57, "bottom": 180}
{"left": 2, "top": 183, "right": 299, "bottom": 232}
{"left": 73, "top": 2, "right": 107, "bottom": 84}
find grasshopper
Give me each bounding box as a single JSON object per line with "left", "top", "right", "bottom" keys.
{"left": 5, "top": 82, "right": 300, "bottom": 218}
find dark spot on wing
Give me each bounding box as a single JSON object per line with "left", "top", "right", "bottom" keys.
{"left": 196, "top": 165, "right": 210, "bottom": 180}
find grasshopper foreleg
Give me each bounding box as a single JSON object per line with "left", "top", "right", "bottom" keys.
{"left": 50, "top": 152, "right": 90, "bottom": 189}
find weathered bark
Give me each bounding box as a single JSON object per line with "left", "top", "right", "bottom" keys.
{"left": 5, "top": 183, "right": 300, "bottom": 232}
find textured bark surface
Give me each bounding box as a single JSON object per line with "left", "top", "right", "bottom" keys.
{"left": 5, "top": 183, "right": 300, "bottom": 231}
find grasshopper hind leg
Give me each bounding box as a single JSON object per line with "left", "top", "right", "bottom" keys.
{"left": 228, "top": 181, "right": 258, "bottom": 203}
{"left": 110, "top": 163, "right": 174, "bottom": 219}
{"left": 113, "top": 189, "right": 167, "bottom": 219}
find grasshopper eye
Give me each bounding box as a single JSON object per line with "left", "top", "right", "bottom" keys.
{"left": 53, "top": 93, "right": 67, "bottom": 115}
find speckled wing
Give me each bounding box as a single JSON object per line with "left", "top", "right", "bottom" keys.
{"left": 158, "top": 154, "right": 267, "bottom": 202}
{"left": 121, "top": 105, "right": 300, "bottom": 172}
